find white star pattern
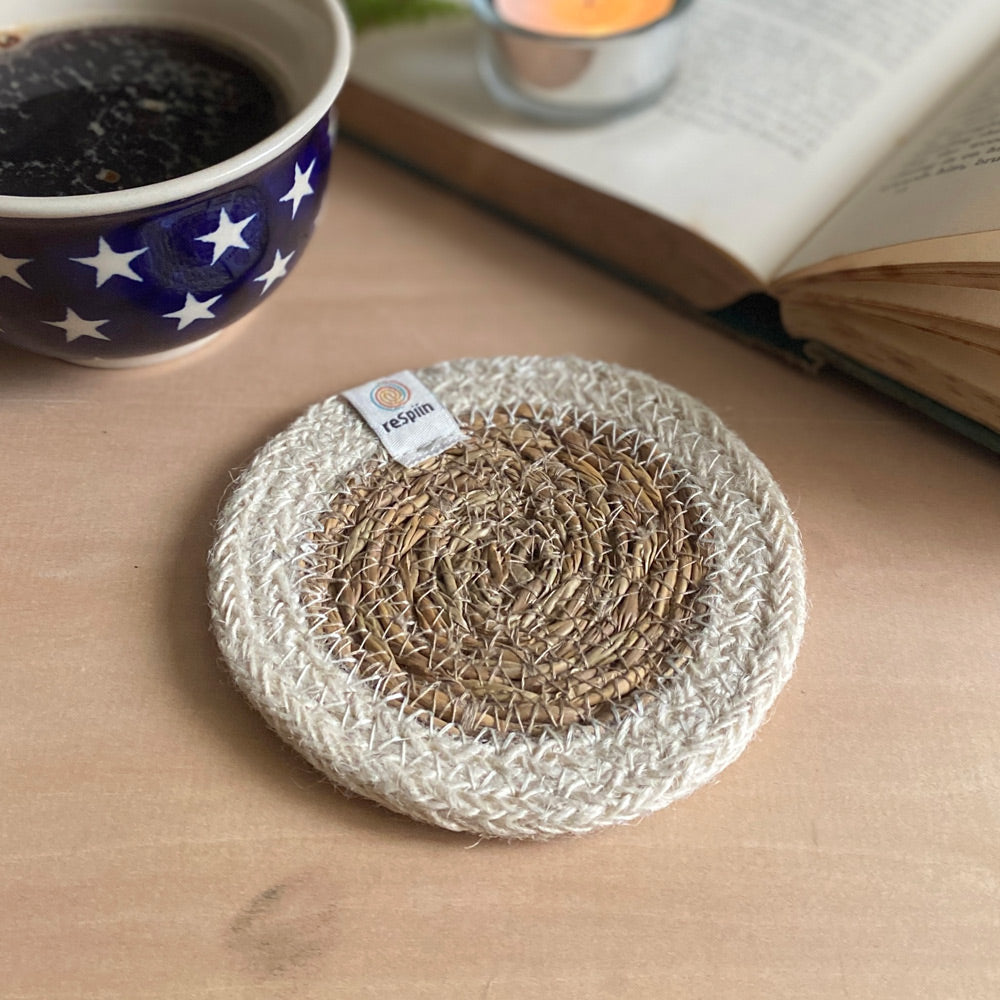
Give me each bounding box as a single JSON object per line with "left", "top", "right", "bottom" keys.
{"left": 0, "top": 251, "right": 32, "bottom": 289}
{"left": 163, "top": 293, "right": 222, "bottom": 330}
{"left": 9, "top": 138, "right": 325, "bottom": 356}
{"left": 254, "top": 248, "right": 296, "bottom": 296}
{"left": 196, "top": 208, "right": 258, "bottom": 265}
{"left": 44, "top": 307, "right": 111, "bottom": 343}
{"left": 71, "top": 237, "right": 147, "bottom": 287}
{"left": 279, "top": 159, "right": 316, "bottom": 219}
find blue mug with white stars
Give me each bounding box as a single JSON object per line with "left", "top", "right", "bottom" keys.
{"left": 0, "top": 0, "right": 352, "bottom": 367}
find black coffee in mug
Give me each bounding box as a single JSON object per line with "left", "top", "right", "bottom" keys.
{"left": 0, "top": 25, "right": 286, "bottom": 197}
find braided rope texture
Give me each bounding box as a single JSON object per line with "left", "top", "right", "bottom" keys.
{"left": 208, "top": 357, "right": 807, "bottom": 839}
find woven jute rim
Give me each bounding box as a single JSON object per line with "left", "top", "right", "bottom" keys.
{"left": 209, "top": 357, "right": 807, "bottom": 839}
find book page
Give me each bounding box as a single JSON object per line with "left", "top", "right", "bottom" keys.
{"left": 772, "top": 231, "right": 1000, "bottom": 287}
{"left": 782, "top": 279, "right": 1000, "bottom": 352}
{"left": 782, "top": 39, "right": 1000, "bottom": 276}
{"left": 781, "top": 300, "right": 1000, "bottom": 432}
{"left": 350, "top": 0, "right": 1000, "bottom": 283}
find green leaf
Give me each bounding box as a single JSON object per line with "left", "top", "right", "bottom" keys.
{"left": 344, "top": 0, "right": 466, "bottom": 32}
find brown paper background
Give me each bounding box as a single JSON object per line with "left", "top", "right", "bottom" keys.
{"left": 2, "top": 144, "right": 998, "bottom": 999}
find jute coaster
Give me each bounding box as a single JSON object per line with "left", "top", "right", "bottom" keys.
{"left": 209, "top": 356, "right": 806, "bottom": 839}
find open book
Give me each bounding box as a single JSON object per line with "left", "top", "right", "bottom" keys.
{"left": 342, "top": 0, "right": 1000, "bottom": 444}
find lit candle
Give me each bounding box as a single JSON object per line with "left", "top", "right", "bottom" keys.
{"left": 472, "top": 0, "right": 689, "bottom": 123}
{"left": 494, "top": 0, "right": 676, "bottom": 38}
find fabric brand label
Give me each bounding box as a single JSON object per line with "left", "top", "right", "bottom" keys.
{"left": 342, "top": 370, "right": 466, "bottom": 468}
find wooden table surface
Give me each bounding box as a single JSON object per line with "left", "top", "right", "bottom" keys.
{"left": 3, "top": 142, "right": 999, "bottom": 1000}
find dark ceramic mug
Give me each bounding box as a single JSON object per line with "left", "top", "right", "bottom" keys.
{"left": 0, "top": 0, "right": 352, "bottom": 367}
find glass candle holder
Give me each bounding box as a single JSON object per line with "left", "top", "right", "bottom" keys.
{"left": 470, "top": 0, "right": 695, "bottom": 124}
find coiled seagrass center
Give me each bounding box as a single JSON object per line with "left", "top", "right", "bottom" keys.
{"left": 308, "top": 405, "right": 710, "bottom": 737}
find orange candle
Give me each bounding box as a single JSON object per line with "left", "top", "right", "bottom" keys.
{"left": 493, "top": 0, "right": 676, "bottom": 37}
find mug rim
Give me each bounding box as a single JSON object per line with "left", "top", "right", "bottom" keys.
{"left": 0, "top": 0, "right": 353, "bottom": 220}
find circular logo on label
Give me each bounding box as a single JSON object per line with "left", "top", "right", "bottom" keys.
{"left": 370, "top": 380, "right": 411, "bottom": 411}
